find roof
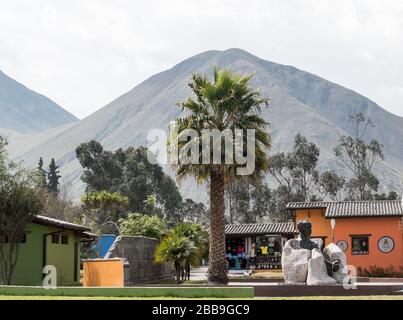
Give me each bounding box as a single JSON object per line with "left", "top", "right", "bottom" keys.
{"left": 286, "top": 202, "right": 331, "bottom": 210}
{"left": 33, "top": 215, "right": 91, "bottom": 232}
{"left": 287, "top": 200, "right": 403, "bottom": 218}
{"left": 225, "top": 222, "right": 295, "bottom": 236}
{"left": 326, "top": 201, "right": 403, "bottom": 218}
{"left": 82, "top": 231, "right": 98, "bottom": 239}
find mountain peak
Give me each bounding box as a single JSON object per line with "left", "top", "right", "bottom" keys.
{"left": 0, "top": 69, "right": 78, "bottom": 135}
{"left": 222, "top": 47, "right": 255, "bottom": 56}
{"left": 8, "top": 50, "right": 403, "bottom": 201}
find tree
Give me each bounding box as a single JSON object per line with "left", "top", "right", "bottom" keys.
{"left": 225, "top": 182, "right": 250, "bottom": 224}
{"left": 291, "top": 134, "right": 321, "bottom": 201}
{"left": 119, "top": 213, "right": 166, "bottom": 240}
{"left": 250, "top": 181, "right": 272, "bottom": 222}
{"left": 372, "top": 191, "right": 399, "bottom": 201}
{"left": 36, "top": 157, "right": 47, "bottom": 189}
{"left": 81, "top": 191, "right": 129, "bottom": 257}
{"left": 155, "top": 223, "right": 207, "bottom": 284}
{"left": 0, "top": 137, "right": 8, "bottom": 180}
{"left": 225, "top": 180, "right": 272, "bottom": 224}
{"left": 269, "top": 134, "right": 320, "bottom": 202}
{"left": 76, "top": 140, "right": 123, "bottom": 192}
{"left": 334, "top": 112, "right": 384, "bottom": 200}
{"left": 267, "top": 134, "right": 321, "bottom": 221}
{"left": 316, "top": 171, "right": 346, "bottom": 201}
{"left": 170, "top": 67, "right": 271, "bottom": 284}
{"left": 39, "top": 186, "right": 82, "bottom": 223}
{"left": 47, "top": 158, "right": 61, "bottom": 193}
{"left": 0, "top": 139, "right": 42, "bottom": 285}
{"left": 269, "top": 185, "right": 302, "bottom": 222}
{"left": 180, "top": 199, "right": 208, "bottom": 226}
{"left": 155, "top": 234, "right": 199, "bottom": 284}
{"left": 171, "top": 223, "right": 209, "bottom": 261}
{"left": 81, "top": 191, "right": 129, "bottom": 233}
{"left": 170, "top": 223, "right": 209, "bottom": 281}
{"left": 0, "top": 180, "right": 42, "bottom": 285}
{"left": 76, "top": 142, "right": 183, "bottom": 223}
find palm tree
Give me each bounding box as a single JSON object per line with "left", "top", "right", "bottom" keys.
{"left": 172, "top": 223, "right": 208, "bottom": 257}
{"left": 171, "top": 223, "right": 209, "bottom": 280}
{"left": 155, "top": 233, "right": 199, "bottom": 284}
{"left": 169, "top": 67, "right": 271, "bottom": 284}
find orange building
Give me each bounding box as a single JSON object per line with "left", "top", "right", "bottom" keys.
{"left": 287, "top": 201, "right": 403, "bottom": 273}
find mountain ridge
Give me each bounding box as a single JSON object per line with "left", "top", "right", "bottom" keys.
{"left": 0, "top": 69, "right": 78, "bottom": 136}
{"left": 7, "top": 49, "right": 403, "bottom": 201}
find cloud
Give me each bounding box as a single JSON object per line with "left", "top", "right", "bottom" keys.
{"left": 0, "top": 0, "right": 402, "bottom": 118}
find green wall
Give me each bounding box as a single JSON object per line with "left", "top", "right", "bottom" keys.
{"left": 46, "top": 230, "right": 81, "bottom": 286}
{"left": 1, "top": 223, "right": 82, "bottom": 286}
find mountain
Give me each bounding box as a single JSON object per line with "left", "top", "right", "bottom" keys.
{"left": 0, "top": 70, "right": 78, "bottom": 137}
{"left": 7, "top": 49, "right": 403, "bottom": 201}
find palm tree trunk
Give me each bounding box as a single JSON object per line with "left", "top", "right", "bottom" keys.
{"left": 207, "top": 171, "right": 228, "bottom": 284}
{"left": 174, "top": 262, "right": 181, "bottom": 284}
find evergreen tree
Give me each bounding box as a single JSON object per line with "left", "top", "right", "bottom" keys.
{"left": 47, "top": 158, "right": 61, "bottom": 193}
{"left": 37, "top": 157, "right": 47, "bottom": 189}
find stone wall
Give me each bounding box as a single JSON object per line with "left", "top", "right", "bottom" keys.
{"left": 104, "top": 236, "right": 173, "bottom": 285}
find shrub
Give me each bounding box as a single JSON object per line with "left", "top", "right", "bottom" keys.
{"left": 119, "top": 213, "right": 166, "bottom": 240}
{"left": 357, "top": 265, "right": 403, "bottom": 278}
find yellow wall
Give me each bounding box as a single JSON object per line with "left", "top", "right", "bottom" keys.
{"left": 294, "top": 208, "right": 332, "bottom": 246}
{"left": 83, "top": 259, "right": 124, "bottom": 287}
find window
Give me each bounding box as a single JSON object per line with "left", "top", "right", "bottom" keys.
{"left": 51, "top": 234, "right": 60, "bottom": 244}
{"left": 352, "top": 236, "right": 369, "bottom": 255}
{"left": 61, "top": 234, "right": 69, "bottom": 245}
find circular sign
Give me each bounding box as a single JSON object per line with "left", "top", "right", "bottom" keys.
{"left": 378, "top": 236, "right": 394, "bottom": 253}
{"left": 336, "top": 240, "right": 348, "bottom": 252}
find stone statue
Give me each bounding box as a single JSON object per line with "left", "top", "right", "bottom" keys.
{"left": 291, "top": 220, "right": 319, "bottom": 250}
{"left": 282, "top": 220, "right": 347, "bottom": 285}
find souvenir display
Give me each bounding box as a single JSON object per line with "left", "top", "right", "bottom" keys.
{"left": 226, "top": 235, "right": 287, "bottom": 270}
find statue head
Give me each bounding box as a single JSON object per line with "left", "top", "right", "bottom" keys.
{"left": 297, "top": 220, "right": 312, "bottom": 238}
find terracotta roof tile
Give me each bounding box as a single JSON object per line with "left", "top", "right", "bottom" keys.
{"left": 326, "top": 201, "right": 403, "bottom": 218}
{"left": 287, "top": 200, "right": 403, "bottom": 218}
{"left": 225, "top": 222, "right": 295, "bottom": 236}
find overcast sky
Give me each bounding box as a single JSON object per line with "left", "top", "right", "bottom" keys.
{"left": 0, "top": 0, "right": 402, "bottom": 119}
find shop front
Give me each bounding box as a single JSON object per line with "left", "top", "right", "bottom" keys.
{"left": 225, "top": 222, "right": 295, "bottom": 270}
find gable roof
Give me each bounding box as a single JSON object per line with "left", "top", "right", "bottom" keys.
{"left": 33, "top": 215, "right": 91, "bottom": 232}
{"left": 326, "top": 201, "right": 403, "bottom": 218}
{"left": 287, "top": 200, "right": 403, "bottom": 218}
{"left": 286, "top": 202, "right": 331, "bottom": 210}
{"left": 225, "top": 222, "right": 295, "bottom": 236}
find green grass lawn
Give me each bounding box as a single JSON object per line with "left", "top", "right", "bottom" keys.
{"left": 0, "top": 295, "right": 402, "bottom": 300}
{"left": 0, "top": 286, "right": 253, "bottom": 299}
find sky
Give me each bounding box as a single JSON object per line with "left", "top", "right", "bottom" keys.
{"left": 0, "top": 0, "right": 402, "bottom": 119}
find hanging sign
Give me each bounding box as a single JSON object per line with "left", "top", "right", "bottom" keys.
{"left": 336, "top": 240, "right": 348, "bottom": 252}
{"left": 378, "top": 236, "right": 394, "bottom": 253}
